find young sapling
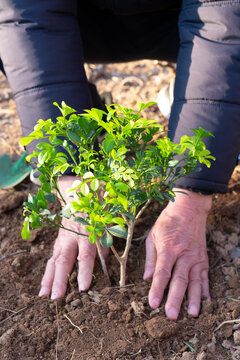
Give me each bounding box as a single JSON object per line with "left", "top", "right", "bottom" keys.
{"left": 21, "top": 101, "right": 215, "bottom": 287}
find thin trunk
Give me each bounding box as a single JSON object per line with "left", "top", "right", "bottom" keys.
{"left": 96, "top": 238, "right": 110, "bottom": 283}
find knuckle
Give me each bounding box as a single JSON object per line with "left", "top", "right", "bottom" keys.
{"left": 173, "top": 273, "right": 188, "bottom": 286}
{"left": 54, "top": 253, "right": 71, "bottom": 266}
{"left": 154, "top": 268, "right": 171, "bottom": 281}
{"left": 77, "top": 251, "right": 94, "bottom": 264}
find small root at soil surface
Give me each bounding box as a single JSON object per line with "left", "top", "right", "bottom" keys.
{"left": 214, "top": 318, "right": 240, "bottom": 332}
{"left": 64, "top": 314, "right": 83, "bottom": 334}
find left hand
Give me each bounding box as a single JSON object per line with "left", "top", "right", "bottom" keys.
{"left": 143, "top": 188, "right": 212, "bottom": 320}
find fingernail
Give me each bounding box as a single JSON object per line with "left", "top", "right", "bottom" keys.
{"left": 78, "top": 279, "right": 89, "bottom": 292}
{"left": 38, "top": 287, "right": 50, "bottom": 297}
{"left": 188, "top": 305, "right": 198, "bottom": 317}
{"left": 143, "top": 268, "right": 153, "bottom": 280}
{"left": 51, "top": 291, "right": 60, "bottom": 300}
{"left": 166, "top": 307, "right": 178, "bottom": 320}
{"left": 150, "top": 297, "right": 160, "bottom": 309}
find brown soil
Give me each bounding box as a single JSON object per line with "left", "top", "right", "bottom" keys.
{"left": 0, "top": 62, "right": 240, "bottom": 360}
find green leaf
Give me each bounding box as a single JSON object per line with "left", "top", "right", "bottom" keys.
{"left": 121, "top": 211, "right": 135, "bottom": 220}
{"left": 20, "top": 137, "right": 35, "bottom": 146}
{"left": 81, "top": 183, "right": 89, "bottom": 196}
{"left": 42, "top": 182, "right": 51, "bottom": 193}
{"left": 45, "top": 193, "right": 56, "bottom": 203}
{"left": 21, "top": 217, "right": 31, "bottom": 239}
{"left": 89, "top": 232, "right": 97, "bottom": 244}
{"left": 90, "top": 179, "right": 99, "bottom": 191}
{"left": 61, "top": 101, "right": 76, "bottom": 117}
{"left": 115, "top": 182, "right": 128, "bottom": 193}
{"left": 108, "top": 225, "right": 128, "bottom": 239}
{"left": 60, "top": 204, "right": 72, "bottom": 219}
{"left": 83, "top": 172, "right": 94, "bottom": 179}
{"left": 100, "top": 231, "right": 113, "bottom": 248}
{"left": 67, "top": 130, "right": 81, "bottom": 144}
{"left": 117, "top": 194, "right": 128, "bottom": 210}
{"left": 73, "top": 217, "right": 90, "bottom": 225}
{"left": 112, "top": 217, "right": 125, "bottom": 227}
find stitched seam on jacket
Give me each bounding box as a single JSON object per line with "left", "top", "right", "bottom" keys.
{"left": 181, "top": 0, "right": 240, "bottom": 11}
{"left": 174, "top": 99, "right": 240, "bottom": 106}
{"left": 14, "top": 81, "right": 87, "bottom": 98}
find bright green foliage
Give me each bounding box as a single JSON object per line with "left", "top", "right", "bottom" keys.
{"left": 21, "top": 101, "right": 215, "bottom": 247}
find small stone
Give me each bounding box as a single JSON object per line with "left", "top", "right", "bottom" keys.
{"left": 229, "top": 248, "right": 240, "bottom": 260}
{"left": 228, "top": 233, "right": 239, "bottom": 246}
{"left": 107, "top": 311, "right": 114, "bottom": 320}
{"left": 181, "top": 351, "right": 195, "bottom": 360}
{"left": 201, "top": 300, "right": 214, "bottom": 314}
{"left": 234, "top": 330, "right": 240, "bottom": 345}
{"left": 228, "top": 275, "right": 239, "bottom": 289}
{"left": 88, "top": 290, "right": 102, "bottom": 304}
{"left": 220, "top": 324, "right": 233, "bottom": 339}
{"left": 221, "top": 339, "right": 232, "bottom": 349}
{"left": 65, "top": 292, "right": 75, "bottom": 304}
{"left": 222, "top": 267, "right": 236, "bottom": 276}
{"left": 145, "top": 316, "right": 179, "bottom": 339}
{"left": 81, "top": 294, "right": 90, "bottom": 305}
{"left": 71, "top": 299, "right": 81, "bottom": 308}
{"left": 196, "top": 352, "right": 207, "bottom": 360}
{"left": 232, "top": 306, "right": 240, "bottom": 319}
{"left": 233, "top": 258, "right": 240, "bottom": 267}
{"left": 100, "top": 287, "right": 113, "bottom": 295}
{"left": 189, "top": 334, "right": 199, "bottom": 347}
{"left": 211, "top": 230, "right": 226, "bottom": 245}
{"left": 0, "top": 328, "right": 15, "bottom": 346}
{"left": 207, "top": 335, "right": 216, "bottom": 353}
{"left": 108, "top": 300, "right": 121, "bottom": 312}
{"left": 131, "top": 301, "right": 144, "bottom": 316}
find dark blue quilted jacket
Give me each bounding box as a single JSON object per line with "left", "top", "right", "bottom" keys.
{"left": 0, "top": 0, "right": 239, "bottom": 193}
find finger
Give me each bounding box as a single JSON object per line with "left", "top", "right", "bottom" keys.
{"left": 50, "top": 240, "right": 78, "bottom": 299}
{"left": 39, "top": 255, "right": 58, "bottom": 297}
{"left": 165, "top": 259, "right": 190, "bottom": 320}
{"left": 143, "top": 232, "right": 157, "bottom": 280}
{"left": 187, "top": 264, "right": 202, "bottom": 317}
{"left": 148, "top": 252, "right": 175, "bottom": 309}
{"left": 77, "top": 239, "right": 97, "bottom": 291}
{"left": 201, "top": 269, "right": 211, "bottom": 301}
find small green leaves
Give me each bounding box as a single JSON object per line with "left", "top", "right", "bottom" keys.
{"left": 21, "top": 217, "right": 31, "bottom": 239}
{"left": 100, "top": 231, "right": 113, "bottom": 247}
{"left": 20, "top": 137, "right": 35, "bottom": 146}
{"left": 108, "top": 225, "right": 128, "bottom": 239}
{"left": 90, "top": 179, "right": 100, "bottom": 191}
{"left": 73, "top": 217, "right": 90, "bottom": 225}
{"left": 81, "top": 183, "right": 89, "bottom": 196}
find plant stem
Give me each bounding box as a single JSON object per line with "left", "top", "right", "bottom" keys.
{"left": 95, "top": 238, "right": 110, "bottom": 283}
{"left": 135, "top": 198, "right": 151, "bottom": 220}
{"left": 119, "top": 220, "right": 135, "bottom": 288}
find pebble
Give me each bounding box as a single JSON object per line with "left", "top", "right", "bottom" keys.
{"left": 131, "top": 301, "right": 144, "bottom": 316}
{"left": 0, "top": 328, "right": 15, "bottom": 346}
{"left": 145, "top": 316, "right": 179, "bottom": 339}
{"left": 201, "top": 300, "right": 214, "bottom": 314}
{"left": 181, "top": 351, "right": 195, "bottom": 360}
{"left": 221, "top": 339, "right": 232, "bottom": 349}
{"left": 228, "top": 233, "right": 239, "bottom": 246}
{"left": 207, "top": 335, "right": 216, "bottom": 353}
{"left": 65, "top": 292, "right": 75, "bottom": 304}
{"left": 211, "top": 230, "right": 226, "bottom": 245}
{"left": 234, "top": 330, "right": 240, "bottom": 345}
{"left": 108, "top": 300, "right": 121, "bottom": 312}
{"left": 71, "top": 299, "right": 81, "bottom": 308}
{"left": 81, "top": 294, "right": 90, "bottom": 305}
{"left": 228, "top": 275, "right": 239, "bottom": 289}
{"left": 189, "top": 334, "right": 199, "bottom": 347}
{"left": 196, "top": 352, "right": 206, "bottom": 360}
{"left": 229, "top": 248, "right": 240, "bottom": 260}
{"left": 222, "top": 267, "right": 236, "bottom": 277}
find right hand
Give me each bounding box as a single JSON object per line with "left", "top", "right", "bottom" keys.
{"left": 38, "top": 175, "right": 108, "bottom": 299}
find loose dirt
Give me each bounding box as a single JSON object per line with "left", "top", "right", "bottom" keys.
{"left": 0, "top": 61, "right": 240, "bottom": 360}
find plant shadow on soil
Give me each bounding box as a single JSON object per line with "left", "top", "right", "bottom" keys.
{"left": 0, "top": 169, "right": 240, "bottom": 360}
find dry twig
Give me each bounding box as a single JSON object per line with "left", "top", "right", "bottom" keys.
{"left": 214, "top": 318, "right": 240, "bottom": 332}
{"left": 0, "top": 249, "right": 27, "bottom": 262}
{"left": 64, "top": 314, "right": 83, "bottom": 334}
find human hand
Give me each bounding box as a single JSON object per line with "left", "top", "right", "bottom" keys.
{"left": 144, "top": 188, "right": 212, "bottom": 320}
{"left": 38, "top": 175, "right": 108, "bottom": 299}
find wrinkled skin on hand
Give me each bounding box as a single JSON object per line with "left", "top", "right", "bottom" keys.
{"left": 39, "top": 178, "right": 212, "bottom": 321}
{"left": 39, "top": 175, "right": 108, "bottom": 299}
{"left": 144, "top": 188, "right": 212, "bottom": 320}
